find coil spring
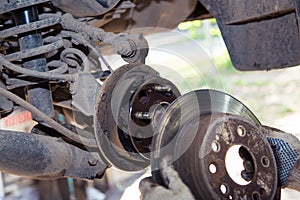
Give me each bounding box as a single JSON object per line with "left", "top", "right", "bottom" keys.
{"left": 0, "top": 0, "right": 67, "bottom": 89}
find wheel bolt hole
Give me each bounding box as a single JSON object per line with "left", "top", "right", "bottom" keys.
{"left": 237, "top": 125, "right": 246, "bottom": 137}
{"left": 220, "top": 184, "right": 229, "bottom": 194}
{"left": 212, "top": 141, "right": 221, "bottom": 152}
{"left": 252, "top": 192, "right": 261, "bottom": 200}
{"left": 209, "top": 163, "right": 217, "bottom": 174}
{"left": 261, "top": 156, "right": 269, "bottom": 167}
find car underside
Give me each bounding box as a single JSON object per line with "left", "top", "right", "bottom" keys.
{"left": 0, "top": 0, "right": 300, "bottom": 199}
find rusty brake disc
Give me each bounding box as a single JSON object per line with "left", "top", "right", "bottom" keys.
{"left": 151, "top": 89, "right": 279, "bottom": 199}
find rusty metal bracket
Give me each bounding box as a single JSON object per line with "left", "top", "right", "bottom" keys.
{"left": 71, "top": 73, "right": 101, "bottom": 116}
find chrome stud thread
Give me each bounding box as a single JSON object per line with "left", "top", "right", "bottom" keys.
{"left": 134, "top": 112, "right": 153, "bottom": 120}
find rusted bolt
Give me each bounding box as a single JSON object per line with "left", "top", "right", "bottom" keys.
{"left": 88, "top": 157, "right": 98, "bottom": 166}
{"left": 117, "top": 45, "right": 124, "bottom": 53}
{"left": 237, "top": 125, "right": 246, "bottom": 137}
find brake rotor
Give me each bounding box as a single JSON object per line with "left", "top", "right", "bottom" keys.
{"left": 151, "top": 90, "right": 278, "bottom": 199}
{"left": 94, "top": 64, "right": 180, "bottom": 171}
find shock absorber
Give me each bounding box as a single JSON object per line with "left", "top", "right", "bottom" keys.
{"left": 0, "top": 0, "right": 61, "bottom": 120}
{"left": 14, "top": 5, "right": 54, "bottom": 119}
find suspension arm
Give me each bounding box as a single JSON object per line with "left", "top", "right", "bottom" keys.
{"left": 0, "top": 130, "right": 108, "bottom": 180}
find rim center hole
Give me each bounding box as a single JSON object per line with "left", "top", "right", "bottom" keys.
{"left": 225, "top": 145, "right": 255, "bottom": 185}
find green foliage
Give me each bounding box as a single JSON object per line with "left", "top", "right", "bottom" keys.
{"left": 178, "top": 19, "right": 221, "bottom": 40}
{"left": 209, "top": 18, "right": 217, "bottom": 25}
{"left": 178, "top": 20, "right": 203, "bottom": 30}
{"left": 209, "top": 28, "right": 222, "bottom": 38}
{"left": 212, "top": 51, "right": 235, "bottom": 74}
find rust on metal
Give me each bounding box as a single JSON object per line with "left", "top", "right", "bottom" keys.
{"left": 173, "top": 114, "right": 278, "bottom": 199}
{"left": 0, "top": 129, "right": 108, "bottom": 180}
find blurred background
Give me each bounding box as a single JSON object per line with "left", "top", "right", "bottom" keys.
{"left": 1, "top": 19, "right": 300, "bottom": 199}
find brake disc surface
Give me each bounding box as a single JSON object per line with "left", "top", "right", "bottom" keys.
{"left": 151, "top": 89, "right": 279, "bottom": 199}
